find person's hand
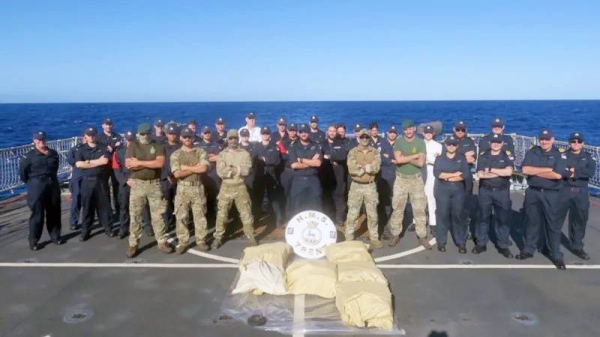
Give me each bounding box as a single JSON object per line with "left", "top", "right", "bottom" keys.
{"left": 126, "top": 179, "right": 134, "bottom": 187}
{"left": 569, "top": 167, "right": 575, "bottom": 178}
{"left": 97, "top": 157, "right": 109, "bottom": 165}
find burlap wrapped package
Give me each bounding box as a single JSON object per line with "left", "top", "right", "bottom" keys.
{"left": 337, "top": 261, "right": 388, "bottom": 285}
{"left": 335, "top": 282, "right": 393, "bottom": 330}
{"left": 286, "top": 259, "right": 337, "bottom": 298}
{"left": 240, "top": 242, "right": 293, "bottom": 270}
{"left": 324, "top": 241, "right": 373, "bottom": 263}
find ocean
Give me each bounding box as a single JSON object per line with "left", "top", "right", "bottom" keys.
{"left": 0, "top": 100, "right": 599, "bottom": 148}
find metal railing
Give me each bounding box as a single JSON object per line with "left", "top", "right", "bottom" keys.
{"left": 1, "top": 134, "right": 599, "bottom": 196}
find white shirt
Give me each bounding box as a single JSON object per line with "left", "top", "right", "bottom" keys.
{"left": 238, "top": 126, "right": 262, "bottom": 143}
{"left": 424, "top": 139, "right": 443, "bottom": 169}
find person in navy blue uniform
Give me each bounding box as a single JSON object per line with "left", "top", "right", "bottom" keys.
{"left": 278, "top": 123, "right": 299, "bottom": 220}
{"left": 255, "top": 127, "right": 285, "bottom": 226}
{"left": 369, "top": 122, "right": 382, "bottom": 149}
{"left": 288, "top": 124, "right": 323, "bottom": 215}
{"left": 240, "top": 128, "right": 261, "bottom": 219}
{"left": 75, "top": 127, "right": 114, "bottom": 241}
{"left": 433, "top": 136, "right": 470, "bottom": 253}
{"left": 322, "top": 124, "right": 349, "bottom": 224}
{"left": 478, "top": 118, "right": 515, "bottom": 154}
{"left": 152, "top": 119, "right": 166, "bottom": 143}
{"left": 517, "top": 128, "right": 570, "bottom": 270}
{"left": 336, "top": 123, "right": 347, "bottom": 139}
{"left": 113, "top": 131, "right": 137, "bottom": 239}
{"left": 95, "top": 118, "right": 122, "bottom": 220}
{"left": 556, "top": 132, "right": 596, "bottom": 260}
{"left": 271, "top": 117, "right": 288, "bottom": 145}
{"left": 161, "top": 124, "right": 182, "bottom": 230}
{"left": 308, "top": 115, "right": 326, "bottom": 144}
{"left": 347, "top": 123, "right": 363, "bottom": 149}
{"left": 66, "top": 130, "right": 86, "bottom": 230}
{"left": 212, "top": 117, "right": 227, "bottom": 147}
{"left": 196, "top": 125, "right": 221, "bottom": 224}
{"left": 378, "top": 125, "right": 398, "bottom": 229}
{"left": 473, "top": 133, "right": 514, "bottom": 258}
{"left": 19, "top": 131, "right": 64, "bottom": 251}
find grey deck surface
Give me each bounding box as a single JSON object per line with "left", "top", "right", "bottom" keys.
{"left": 1, "top": 191, "right": 599, "bottom": 337}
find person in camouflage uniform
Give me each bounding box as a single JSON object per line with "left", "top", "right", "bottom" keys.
{"left": 212, "top": 129, "right": 257, "bottom": 248}
{"left": 346, "top": 129, "right": 383, "bottom": 248}
{"left": 125, "top": 123, "right": 173, "bottom": 258}
{"left": 170, "top": 127, "right": 210, "bottom": 253}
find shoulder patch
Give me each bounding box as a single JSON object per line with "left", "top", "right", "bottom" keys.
{"left": 529, "top": 145, "right": 535, "bottom": 150}
{"left": 558, "top": 148, "right": 565, "bottom": 153}
{"left": 469, "top": 137, "right": 474, "bottom": 141}
{"left": 480, "top": 151, "right": 486, "bottom": 156}
{"left": 505, "top": 150, "right": 511, "bottom": 155}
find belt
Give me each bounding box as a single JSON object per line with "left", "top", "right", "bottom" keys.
{"left": 481, "top": 186, "right": 509, "bottom": 191}
{"left": 528, "top": 186, "right": 559, "bottom": 192}
{"left": 397, "top": 173, "right": 422, "bottom": 178}
{"left": 133, "top": 178, "right": 160, "bottom": 183}
{"left": 352, "top": 180, "right": 375, "bottom": 185}
{"left": 178, "top": 180, "right": 202, "bottom": 186}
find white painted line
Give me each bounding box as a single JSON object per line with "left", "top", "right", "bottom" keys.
{"left": 0, "top": 262, "right": 238, "bottom": 268}
{"left": 374, "top": 238, "right": 437, "bottom": 263}
{"left": 377, "top": 264, "right": 600, "bottom": 269}
{"left": 292, "top": 294, "right": 305, "bottom": 337}
{"left": 165, "top": 235, "right": 240, "bottom": 264}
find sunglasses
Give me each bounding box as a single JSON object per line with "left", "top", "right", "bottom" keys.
{"left": 298, "top": 131, "right": 308, "bottom": 134}
{"left": 455, "top": 128, "right": 466, "bottom": 132}
{"left": 228, "top": 136, "right": 239, "bottom": 140}
{"left": 446, "top": 144, "right": 458, "bottom": 147}
{"left": 182, "top": 136, "right": 192, "bottom": 139}
{"left": 359, "top": 135, "right": 370, "bottom": 139}
{"left": 570, "top": 140, "right": 583, "bottom": 144}
{"left": 139, "top": 132, "right": 150, "bottom": 136}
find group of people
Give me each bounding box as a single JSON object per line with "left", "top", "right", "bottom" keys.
{"left": 19, "top": 113, "right": 596, "bottom": 269}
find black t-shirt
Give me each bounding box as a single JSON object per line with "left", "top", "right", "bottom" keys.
{"left": 477, "top": 149, "right": 514, "bottom": 189}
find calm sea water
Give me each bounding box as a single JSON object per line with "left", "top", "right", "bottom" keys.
{"left": 0, "top": 100, "right": 598, "bottom": 148}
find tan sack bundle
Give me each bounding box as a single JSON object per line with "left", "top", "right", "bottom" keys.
{"left": 240, "top": 242, "right": 293, "bottom": 269}
{"left": 337, "top": 261, "right": 388, "bottom": 285}
{"left": 335, "top": 282, "right": 393, "bottom": 330}
{"left": 324, "top": 241, "right": 373, "bottom": 263}
{"left": 286, "top": 259, "right": 337, "bottom": 298}
{"left": 232, "top": 261, "right": 287, "bottom": 296}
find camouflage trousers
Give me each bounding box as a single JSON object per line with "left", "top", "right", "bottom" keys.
{"left": 174, "top": 183, "right": 208, "bottom": 244}
{"left": 129, "top": 179, "right": 167, "bottom": 246}
{"left": 214, "top": 183, "right": 254, "bottom": 241}
{"left": 389, "top": 173, "right": 428, "bottom": 238}
{"left": 346, "top": 181, "right": 379, "bottom": 240}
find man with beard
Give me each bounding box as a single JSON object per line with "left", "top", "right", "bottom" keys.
{"left": 308, "top": 115, "right": 326, "bottom": 144}
{"left": 125, "top": 123, "right": 173, "bottom": 258}
{"left": 288, "top": 124, "right": 323, "bottom": 215}
{"left": 322, "top": 124, "right": 348, "bottom": 224}
{"left": 213, "top": 130, "right": 257, "bottom": 248}
{"left": 346, "top": 129, "right": 382, "bottom": 248}
{"left": 171, "top": 127, "right": 211, "bottom": 253}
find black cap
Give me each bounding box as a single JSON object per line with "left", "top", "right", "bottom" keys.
{"left": 33, "top": 131, "right": 46, "bottom": 140}
{"left": 490, "top": 133, "right": 504, "bottom": 143}
{"left": 299, "top": 124, "right": 310, "bottom": 133}
{"left": 84, "top": 127, "right": 98, "bottom": 136}
{"left": 246, "top": 112, "right": 256, "bottom": 119}
{"left": 201, "top": 126, "right": 211, "bottom": 134}
{"left": 124, "top": 130, "right": 136, "bottom": 141}
{"left": 180, "top": 128, "right": 195, "bottom": 138}
{"left": 491, "top": 118, "right": 504, "bottom": 128}
{"left": 240, "top": 129, "right": 250, "bottom": 137}
{"left": 154, "top": 119, "right": 164, "bottom": 127}
{"left": 261, "top": 126, "right": 271, "bottom": 134}
{"left": 388, "top": 125, "right": 398, "bottom": 133}
{"left": 215, "top": 117, "right": 225, "bottom": 125}
{"left": 369, "top": 121, "right": 379, "bottom": 129}
{"left": 310, "top": 115, "right": 319, "bottom": 123}
{"left": 423, "top": 125, "right": 435, "bottom": 134}
{"left": 102, "top": 118, "right": 113, "bottom": 125}
{"left": 445, "top": 136, "right": 459, "bottom": 145}
{"left": 569, "top": 132, "right": 584, "bottom": 142}
{"left": 165, "top": 124, "right": 178, "bottom": 134}
{"left": 454, "top": 121, "right": 467, "bottom": 129}
{"left": 277, "top": 117, "right": 286, "bottom": 125}
{"left": 353, "top": 123, "right": 363, "bottom": 133}
{"left": 538, "top": 128, "right": 554, "bottom": 140}
{"left": 288, "top": 123, "right": 297, "bottom": 131}
{"left": 187, "top": 120, "right": 197, "bottom": 126}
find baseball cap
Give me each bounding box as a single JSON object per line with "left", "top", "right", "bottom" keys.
{"left": 388, "top": 125, "right": 398, "bottom": 133}
{"left": 124, "top": 130, "right": 136, "bottom": 141}
{"left": 358, "top": 129, "right": 369, "bottom": 138}
{"left": 538, "top": 128, "right": 554, "bottom": 140}
{"left": 569, "top": 132, "right": 584, "bottom": 142}
{"left": 353, "top": 123, "right": 363, "bottom": 133}
{"left": 240, "top": 129, "right": 250, "bottom": 137}
{"left": 423, "top": 125, "right": 435, "bottom": 134}
{"left": 102, "top": 118, "right": 113, "bottom": 125}
{"left": 277, "top": 117, "right": 287, "bottom": 125}
{"left": 228, "top": 129, "right": 239, "bottom": 138}
{"left": 154, "top": 119, "right": 164, "bottom": 127}
{"left": 215, "top": 117, "right": 225, "bottom": 125}
{"left": 491, "top": 118, "right": 504, "bottom": 128}
{"left": 454, "top": 121, "right": 467, "bottom": 129}
{"left": 288, "top": 123, "right": 298, "bottom": 131}
{"left": 33, "top": 131, "right": 47, "bottom": 140}
{"left": 201, "top": 126, "right": 211, "bottom": 134}
{"left": 490, "top": 133, "right": 504, "bottom": 143}
{"left": 402, "top": 120, "right": 415, "bottom": 130}
{"left": 165, "top": 124, "right": 178, "bottom": 134}
{"left": 310, "top": 115, "right": 319, "bottom": 123}
{"left": 246, "top": 112, "right": 256, "bottom": 119}
{"left": 261, "top": 126, "right": 271, "bottom": 134}
{"left": 137, "top": 123, "right": 152, "bottom": 134}
{"left": 445, "top": 136, "right": 459, "bottom": 146}
{"left": 180, "top": 128, "right": 195, "bottom": 138}
{"left": 84, "top": 127, "right": 98, "bottom": 136}
{"left": 299, "top": 124, "right": 310, "bottom": 133}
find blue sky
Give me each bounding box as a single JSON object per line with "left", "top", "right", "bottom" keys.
{"left": 1, "top": 0, "right": 599, "bottom": 102}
